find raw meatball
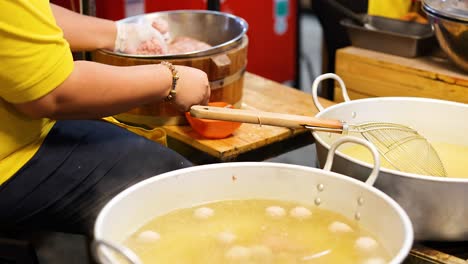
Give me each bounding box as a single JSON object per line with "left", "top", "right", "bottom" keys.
{"left": 151, "top": 17, "right": 169, "bottom": 34}
{"left": 328, "top": 221, "right": 353, "bottom": 233}
{"left": 217, "top": 231, "right": 237, "bottom": 244}
{"left": 193, "top": 207, "right": 214, "bottom": 219}
{"left": 136, "top": 38, "right": 166, "bottom": 55}
{"left": 362, "top": 257, "right": 387, "bottom": 264}
{"left": 265, "top": 206, "right": 286, "bottom": 218}
{"left": 355, "top": 236, "right": 378, "bottom": 252}
{"left": 167, "top": 36, "right": 212, "bottom": 54}
{"left": 151, "top": 17, "right": 170, "bottom": 42}
{"left": 225, "top": 245, "right": 251, "bottom": 260}
{"left": 289, "top": 206, "right": 312, "bottom": 219}
{"left": 136, "top": 230, "right": 160, "bottom": 243}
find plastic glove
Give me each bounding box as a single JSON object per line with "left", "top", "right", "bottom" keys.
{"left": 151, "top": 17, "right": 171, "bottom": 42}
{"left": 114, "top": 19, "right": 168, "bottom": 55}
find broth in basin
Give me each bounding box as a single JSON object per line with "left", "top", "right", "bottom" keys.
{"left": 123, "top": 199, "right": 389, "bottom": 263}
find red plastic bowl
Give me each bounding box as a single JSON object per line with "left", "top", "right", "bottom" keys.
{"left": 185, "top": 102, "right": 242, "bottom": 139}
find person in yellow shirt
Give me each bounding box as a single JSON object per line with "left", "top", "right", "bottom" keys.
{"left": 368, "top": 0, "right": 413, "bottom": 19}
{"left": 0, "top": 1, "right": 210, "bottom": 234}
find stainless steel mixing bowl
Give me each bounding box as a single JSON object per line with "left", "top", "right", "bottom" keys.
{"left": 103, "top": 10, "right": 248, "bottom": 59}
{"left": 423, "top": 1, "right": 468, "bottom": 72}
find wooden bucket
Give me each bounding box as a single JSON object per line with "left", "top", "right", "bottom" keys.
{"left": 92, "top": 36, "right": 248, "bottom": 127}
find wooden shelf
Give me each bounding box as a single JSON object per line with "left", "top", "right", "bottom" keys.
{"left": 334, "top": 47, "right": 468, "bottom": 103}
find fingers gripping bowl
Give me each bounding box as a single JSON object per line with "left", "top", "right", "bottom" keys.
{"left": 185, "top": 102, "right": 242, "bottom": 139}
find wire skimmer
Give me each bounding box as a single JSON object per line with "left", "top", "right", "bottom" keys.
{"left": 306, "top": 122, "right": 447, "bottom": 177}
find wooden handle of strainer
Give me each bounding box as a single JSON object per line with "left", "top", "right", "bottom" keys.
{"left": 189, "top": 105, "right": 343, "bottom": 129}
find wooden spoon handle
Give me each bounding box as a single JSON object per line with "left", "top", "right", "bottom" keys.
{"left": 190, "top": 105, "right": 343, "bottom": 129}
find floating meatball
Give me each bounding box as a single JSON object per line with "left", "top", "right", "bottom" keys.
{"left": 328, "top": 221, "right": 353, "bottom": 233}
{"left": 362, "top": 257, "right": 387, "bottom": 264}
{"left": 355, "top": 236, "right": 378, "bottom": 252}
{"left": 289, "top": 206, "right": 312, "bottom": 219}
{"left": 225, "top": 245, "right": 252, "bottom": 260}
{"left": 217, "top": 231, "right": 237, "bottom": 244}
{"left": 265, "top": 206, "right": 286, "bottom": 218}
{"left": 193, "top": 207, "right": 214, "bottom": 219}
{"left": 136, "top": 230, "right": 160, "bottom": 243}
{"left": 262, "top": 234, "right": 306, "bottom": 253}
{"left": 250, "top": 245, "right": 273, "bottom": 260}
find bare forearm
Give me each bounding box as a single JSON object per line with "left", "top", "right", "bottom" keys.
{"left": 50, "top": 4, "right": 116, "bottom": 51}
{"left": 15, "top": 61, "right": 172, "bottom": 119}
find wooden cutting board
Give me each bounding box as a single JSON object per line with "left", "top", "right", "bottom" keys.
{"left": 162, "top": 72, "right": 335, "bottom": 161}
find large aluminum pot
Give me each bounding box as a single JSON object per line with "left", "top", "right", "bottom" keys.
{"left": 311, "top": 73, "right": 468, "bottom": 241}
{"left": 93, "top": 137, "right": 413, "bottom": 264}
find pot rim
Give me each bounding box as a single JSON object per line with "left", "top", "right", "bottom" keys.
{"left": 94, "top": 162, "right": 413, "bottom": 264}
{"left": 313, "top": 96, "right": 468, "bottom": 183}
{"left": 101, "top": 10, "right": 248, "bottom": 59}
{"left": 340, "top": 16, "right": 434, "bottom": 40}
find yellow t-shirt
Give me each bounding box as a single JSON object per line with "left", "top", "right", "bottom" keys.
{"left": 0, "top": 0, "right": 74, "bottom": 184}
{"left": 368, "top": 0, "right": 412, "bottom": 19}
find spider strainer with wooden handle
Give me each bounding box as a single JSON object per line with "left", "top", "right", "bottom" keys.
{"left": 189, "top": 105, "right": 447, "bottom": 177}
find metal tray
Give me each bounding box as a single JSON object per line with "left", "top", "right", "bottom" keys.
{"left": 340, "top": 15, "right": 437, "bottom": 57}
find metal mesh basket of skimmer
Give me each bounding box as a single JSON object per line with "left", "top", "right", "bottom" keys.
{"left": 189, "top": 106, "right": 447, "bottom": 177}
{"left": 305, "top": 122, "right": 446, "bottom": 177}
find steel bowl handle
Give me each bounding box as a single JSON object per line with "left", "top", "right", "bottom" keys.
{"left": 92, "top": 239, "right": 143, "bottom": 264}
{"left": 322, "top": 136, "right": 381, "bottom": 186}
{"left": 311, "top": 73, "right": 350, "bottom": 112}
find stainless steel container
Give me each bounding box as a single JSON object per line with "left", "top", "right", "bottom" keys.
{"left": 423, "top": 0, "right": 468, "bottom": 72}
{"left": 93, "top": 10, "right": 249, "bottom": 126}
{"left": 341, "top": 15, "right": 436, "bottom": 57}
{"left": 311, "top": 73, "right": 468, "bottom": 241}
{"left": 92, "top": 137, "right": 413, "bottom": 264}
{"left": 101, "top": 10, "right": 248, "bottom": 59}
{"left": 326, "top": 0, "right": 435, "bottom": 57}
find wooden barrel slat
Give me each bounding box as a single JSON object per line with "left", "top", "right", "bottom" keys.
{"left": 92, "top": 36, "right": 248, "bottom": 126}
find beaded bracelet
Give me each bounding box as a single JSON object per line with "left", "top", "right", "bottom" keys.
{"left": 160, "top": 61, "right": 179, "bottom": 102}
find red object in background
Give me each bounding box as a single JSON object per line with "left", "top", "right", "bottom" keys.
{"left": 51, "top": 0, "right": 126, "bottom": 20}
{"left": 146, "top": 1, "right": 206, "bottom": 10}
{"left": 50, "top": 0, "right": 81, "bottom": 12}
{"left": 95, "top": 0, "right": 126, "bottom": 21}
{"left": 52, "top": 0, "right": 298, "bottom": 84}
{"left": 145, "top": 0, "right": 298, "bottom": 84}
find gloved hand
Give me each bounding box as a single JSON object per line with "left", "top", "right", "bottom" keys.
{"left": 151, "top": 17, "right": 171, "bottom": 42}
{"left": 114, "top": 19, "right": 168, "bottom": 55}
